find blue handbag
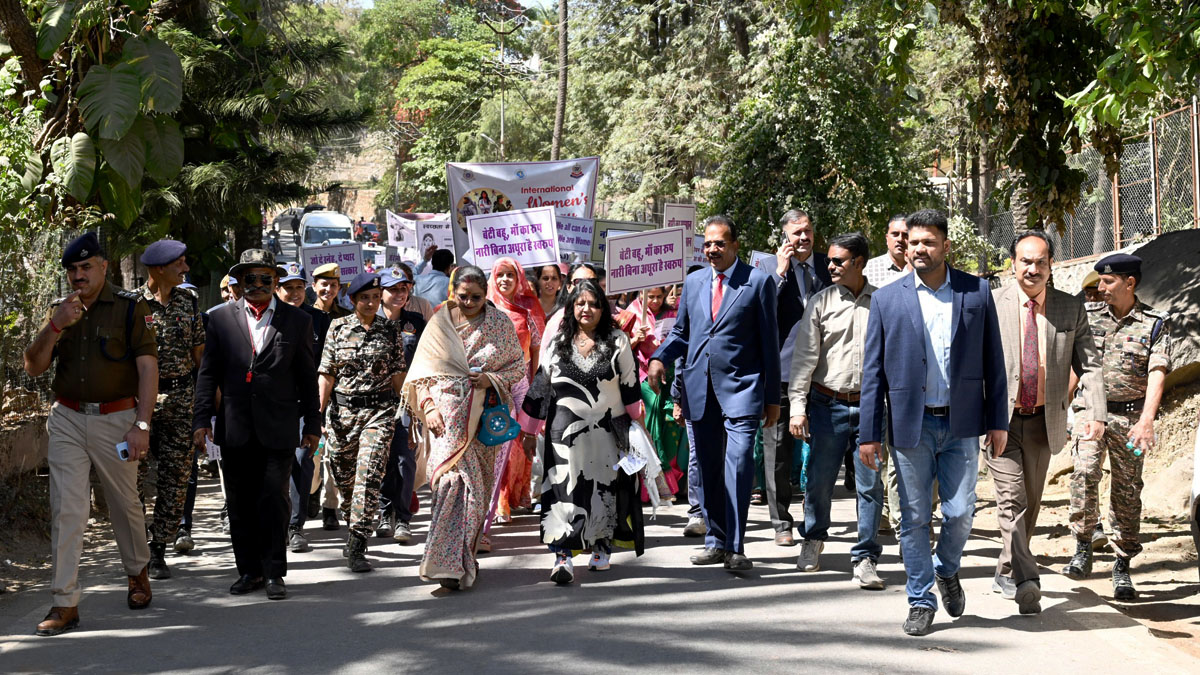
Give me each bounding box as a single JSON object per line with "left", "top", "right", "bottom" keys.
{"left": 477, "top": 388, "right": 520, "bottom": 446}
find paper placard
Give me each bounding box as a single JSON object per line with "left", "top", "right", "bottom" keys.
{"left": 750, "top": 250, "right": 778, "bottom": 275}
{"left": 556, "top": 215, "right": 594, "bottom": 263}
{"left": 590, "top": 219, "right": 656, "bottom": 262}
{"left": 416, "top": 219, "right": 454, "bottom": 253}
{"left": 385, "top": 210, "right": 416, "bottom": 248}
{"left": 690, "top": 234, "right": 710, "bottom": 268}
{"left": 465, "top": 206, "right": 561, "bottom": 271}
{"left": 604, "top": 228, "right": 687, "bottom": 294}
{"left": 301, "top": 243, "right": 362, "bottom": 283}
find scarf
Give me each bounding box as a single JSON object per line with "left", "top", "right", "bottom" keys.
{"left": 486, "top": 257, "right": 546, "bottom": 359}
{"left": 246, "top": 300, "right": 270, "bottom": 320}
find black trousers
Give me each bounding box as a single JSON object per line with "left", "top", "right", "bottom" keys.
{"left": 222, "top": 443, "right": 293, "bottom": 578}
{"left": 379, "top": 421, "right": 416, "bottom": 523}
{"left": 761, "top": 383, "right": 795, "bottom": 533}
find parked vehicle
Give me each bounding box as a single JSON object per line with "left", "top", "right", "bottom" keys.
{"left": 298, "top": 211, "right": 355, "bottom": 247}
{"left": 361, "top": 222, "right": 381, "bottom": 244}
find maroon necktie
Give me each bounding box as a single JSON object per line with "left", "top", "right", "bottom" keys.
{"left": 1019, "top": 298, "right": 1039, "bottom": 408}
{"left": 712, "top": 273, "right": 725, "bottom": 321}
{"left": 247, "top": 302, "right": 269, "bottom": 320}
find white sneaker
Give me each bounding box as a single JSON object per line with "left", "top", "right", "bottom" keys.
{"left": 853, "top": 558, "right": 885, "bottom": 589}
{"left": 796, "top": 539, "right": 824, "bottom": 572}
{"left": 588, "top": 549, "right": 611, "bottom": 571}
{"left": 550, "top": 555, "right": 574, "bottom": 584}
{"left": 682, "top": 517, "right": 707, "bottom": 537}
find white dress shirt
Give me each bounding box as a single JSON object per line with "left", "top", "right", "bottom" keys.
{"left": 244, "top": 297, "right": 277, "bottom": 353}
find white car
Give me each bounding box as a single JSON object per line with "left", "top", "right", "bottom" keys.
{"left": 298, "top": 211, "right": 355, "bottom": 247}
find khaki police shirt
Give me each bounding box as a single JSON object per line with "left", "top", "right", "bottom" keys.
{"left": 47, "top": 281, "right": 158, "bottom": 402}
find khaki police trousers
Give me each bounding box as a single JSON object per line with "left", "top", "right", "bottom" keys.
{"left": 47, "top": 403, "right": 150, "bottom": 607}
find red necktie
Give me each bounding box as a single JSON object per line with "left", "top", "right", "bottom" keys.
{"left": 712, "top": 273, "right": 725, "bottom": 321}
{"left": 247, "top": 302, "right": 269, "bottom": 320}
{"left": 1019, "top": 298, "right": 1039, "bottom": 408}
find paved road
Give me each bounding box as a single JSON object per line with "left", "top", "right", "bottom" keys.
{"left": 1, "top": 481, "right": 1194, "bottom": 673}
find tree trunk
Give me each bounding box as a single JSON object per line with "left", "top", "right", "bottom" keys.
{"left": 551, "top": 0, "right": 568, "bottom": 161}
{"left": 0, "top": 0, "right": 46, "bottom": 87}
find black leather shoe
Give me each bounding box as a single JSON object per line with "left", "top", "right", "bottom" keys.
{"left": 1112, "top": 557, "right": 1136, "bottom": 600}
{"left": 307, "top": 493, "right": 322, "bottom": 519}
{"left": 903, "top": 606, "right": 936, "bottom": 636}
{"left": 690, "top": 547, "right": 725, "bottom": 565}
{"left": 724, "top": 552, "right": 753, "bottom": 572}
{"left": 322, "top": 508, "right": 340, "bottom": 531}
{"left": 1063, "top": 538, "right": 1093, "bottom": 579}
{"left": 229, "top": 574, "right": 265, "bottom": 595}
{"left": 265, "top": 577, "right": 287, "bottom": 600}
{"left": 936, "top": 573, "right": 965, "bottom": 617}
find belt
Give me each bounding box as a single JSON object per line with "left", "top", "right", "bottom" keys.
{"left": 159, "top": 373, "right": 193, "bottom": 391}
{"left": 56, "top": 396, "right": 137, "bottom": 415}
{"left": 812, "top": 382, "right": 860, "bottom": 403}
{"left": 334, "top": 390, "right": 397, "bottom": 408}
{"left": 1014, "top": 405, "right": 1045, "bottom": 416}
{"left": 1107, "top": 398, "right": 1144, "bottom": 415}
{"left": 925, "top": 406, "right": 950, "bottom": 417}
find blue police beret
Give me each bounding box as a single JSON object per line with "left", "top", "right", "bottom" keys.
{"left": 1094, "top": 253, "right": 1141, "bottom": 276}
{"left": 139, "top": 239, "right": 187, "bottom": 267}
{"left": 61, "top": 232, "right": 105, "bottom": 267}
{"left": 347, "top": 272, "right": 381, "bottom": 297}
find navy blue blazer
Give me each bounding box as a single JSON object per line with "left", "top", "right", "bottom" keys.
{"left": 858, "top": 266, "right": 1008, "bottom": 448}
{"left": 653, "top": 259, "right": 781, "bottom": 420}
{"left": 777, "top": 252, "right": 832, "bottom": 378}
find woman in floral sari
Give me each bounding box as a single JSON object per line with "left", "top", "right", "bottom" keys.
{"left": 615, "top": 286, "right": 684, "bottom": 501}
{"left": 488, "top": 257, "right": 547, "bottom": 524}
{"left": 403, "top": 266, "right": 525, "bottom": 590}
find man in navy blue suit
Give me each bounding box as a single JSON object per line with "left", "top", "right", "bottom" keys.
{"left": 648, "top": 215, "right": 781, "bottom": 572}
{"left": 858, "top": 209, "right": 1008, "bottom": 636}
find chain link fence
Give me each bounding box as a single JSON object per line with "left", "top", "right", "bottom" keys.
{"left": 979, "top": 101, "right": 1198, "bottom": 264}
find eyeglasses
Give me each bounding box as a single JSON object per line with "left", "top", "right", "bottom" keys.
{"left": 828, "top": 256, "right": 851, "bottom": 267}
{"left": 241, "top": 274, "right": 274, "bottom": 285}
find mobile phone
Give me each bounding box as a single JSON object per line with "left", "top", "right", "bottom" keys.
{"left": 470, "top": 366, "right": 482, "bottom": 373}
{"left": 116, "top": 441, "right": 130, "bottom": 461}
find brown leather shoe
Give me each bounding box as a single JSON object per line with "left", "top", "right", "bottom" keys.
{"left": 128, "top": 565, "right": 152, "bottom": 610}
{"left": 774, "top": 531, "right": 796, "bottom": 547}
{"left": 36, "top": 606, "right": 79, "bottom": 636}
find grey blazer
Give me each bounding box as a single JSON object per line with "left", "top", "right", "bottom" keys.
{"left": 992, "top": 283, "right": 1105, "bottom": 451}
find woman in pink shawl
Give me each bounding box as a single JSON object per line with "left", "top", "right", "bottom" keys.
{"left": 487, "top": 257, "right": 547, "bottom": 524}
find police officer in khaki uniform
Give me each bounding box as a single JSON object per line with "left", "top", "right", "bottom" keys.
{"left": 134, "top": 239, "right": 205, "bottom": 579}
{"left": 318, "top": 273, "right": 407, "bottom": 572}
{"left": 23, "top": 232, "right": 158, "bottom": 636}
{"left": 1063, "top": 254, "right": 1171, "bottom": 601}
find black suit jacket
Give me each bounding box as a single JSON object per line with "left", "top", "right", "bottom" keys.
{"left": 193, "top": 299, "right": 321, "bottom": 449}
{"left": 777, "top": 252, "right": 833, "bottom": 372}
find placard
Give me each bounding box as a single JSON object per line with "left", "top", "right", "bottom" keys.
{"left": 385, "top": 210, "right": 416, "bottom": 249}
{"left": 447, "top": 158, "right": 599, "bottom": 261}
{"left": 690, "top": 234, "right": 709, "bottom": 268}
{"left": 590, "top": 219, "right": 656, "bottom": 263}
{"left": 604, "top": 229, "right": 687, "bottom": 294}
{"left": 556, "top": 215, "right": 594, "bottom": 263}
{"left": 416, "top": 219, "right": 454, "bottom": 253}
{"left": 301, "top": 243, "right": 362, "bottom": 284}
{"left": 465, "top": 206, "right": 560, "bottom": 271}
{"left": 750, "top": 250, "right": 778, "bottom": 275}
{"left": 663, "top": 203, "right": 698, "bottom": 262}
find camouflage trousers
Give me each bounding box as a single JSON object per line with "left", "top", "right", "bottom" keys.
{"left": 325, "top": 401, "right": 397, "bottom": 539}
{"left": 138, "top": 382, "right": 195, "bottom": 545}
{"left": 1068, "top": 412, "right": 1144, "bottom": 557}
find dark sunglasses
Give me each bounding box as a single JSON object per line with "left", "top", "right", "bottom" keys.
{"left": 828, "top": 256, "right": 851, "bottom": 267}
{"left": 241, "top": 274, "right": 275, "bottom": 286}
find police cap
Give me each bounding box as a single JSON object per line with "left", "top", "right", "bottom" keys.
{"left": 139, "top": 239, "right": 187, "bottom": 267}
{"left": 346, "top": 272, "right": 381, "bottom": 298}
{"left": 1094, "top": 253, "right": 1141, "bottom": 276}
{"left": 313, "top": 263, "right": 341, "bottom": 280}
{"left": 61, "top": 232, "right": 105, "bottom": 267}
{"left": 380, "top": 268, "right": 412, "bottom": 288}
{"left": 280, "top": 261, "right": 306, "bottom": 284}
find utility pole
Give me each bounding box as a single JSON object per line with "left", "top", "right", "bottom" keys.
{"left": 551, "top": 0, "right": 568, "bottom": 160}
{"left": 481, "top": 9, "right": 522, "bottom": 162}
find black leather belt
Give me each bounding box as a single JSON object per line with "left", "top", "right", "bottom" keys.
{"left": 1014, "top": 405, "right": 1045, "bottom": 416}
{"left": 925, "top": 406, "right": 950, "bottom": 417}
{"left": 335, "top": 390, "right": 397, "bottom": 407}
{"left": 1107, "top": 398, "right": 1144, "bottom": 415}
{"left": 159, "top": 373, "right": 193, "bottom": 391}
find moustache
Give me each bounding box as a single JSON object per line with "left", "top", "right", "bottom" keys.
{"left": 244, "top": 285, "right": 271, "bottom": 293}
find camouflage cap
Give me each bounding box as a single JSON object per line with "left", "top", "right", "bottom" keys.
{"left": 229, "top": 248, "right": 287, "bottom": 279}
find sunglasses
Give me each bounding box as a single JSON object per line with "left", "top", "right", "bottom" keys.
{"left": 241, "top": 274, "right": 275, "bottom": 285}
{"left": 828, "top": 256, "right": 851, "bottom": 267}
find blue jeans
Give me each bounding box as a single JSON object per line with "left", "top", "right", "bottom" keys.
{"left": 685, "top": 420, "right": 703, "bottom": 519}
{"left": 892, "top": 411, "right": 979, "bottom": 609}
{"left": 798, "top": 392, "right": 883, "bottom": 562}
{"left": 289, "top": 420, "right": 314, "bottom": 528}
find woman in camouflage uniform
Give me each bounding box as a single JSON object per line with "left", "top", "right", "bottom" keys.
{"left": 318, "top": 273, "right": 407, "bottom": 573}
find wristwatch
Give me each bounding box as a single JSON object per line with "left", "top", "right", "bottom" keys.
{"left": 134, "top": 420, "right": 151, "bottom": 432}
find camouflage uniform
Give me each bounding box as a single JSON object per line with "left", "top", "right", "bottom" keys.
{"left": 135, "top": 283, "right": 204, "bottom": 545}
{"left": 1069, "top": 299, "right": 1171, "bottom": 558}
{"left": 320, "top": 314, "right": 406, "bottom": 539}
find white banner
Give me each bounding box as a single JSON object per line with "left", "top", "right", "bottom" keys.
{"left": 466, "top": 206, "right": 561, "bottom": 271}
{"left": 301, "top": 243, "right": 362, "bottom": 284}
{"left": 385, "top": 210, "right": 416, "bottom": 249}
{"left": 556, "top": 215, "right": 594, "bottom": 263}
{"left": 591, "top": 219, "right": 656, "bottom": 262}
{"left": 604, "top": 229, "right": 687, "bottom": 294}
{"left": 750, "top": 250, "right": 778, "bottom": 275}
{"left": 447, "top": 157, "right": 599, "bottom": 261}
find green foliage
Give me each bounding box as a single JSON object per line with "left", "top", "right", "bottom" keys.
{"left": 49, "top": 132, "right": 96, "bottom": 201}
{"left": 948, "top": 214, "right": 1002, "bottom": 273}
{"left": 123, "top": 36, "right": 185, "bottom": 114}
{"left": 36, "top": 0, "right": 78, "bottom": 59}
{"left": 78, "top": 64, "right": 143, "bottom": 140}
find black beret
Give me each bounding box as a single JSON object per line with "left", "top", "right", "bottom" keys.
{"left": 139, "top": 239, "right": 187, "bottom": 267}
{"left": 1094, "top": 253, "right": 1141, "bottom": 276}
{"left": 62, "top": 232, "right": 104, "bottom": 267}
{"left": 346, "top": 272, "right": 381, "bottom": 298}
